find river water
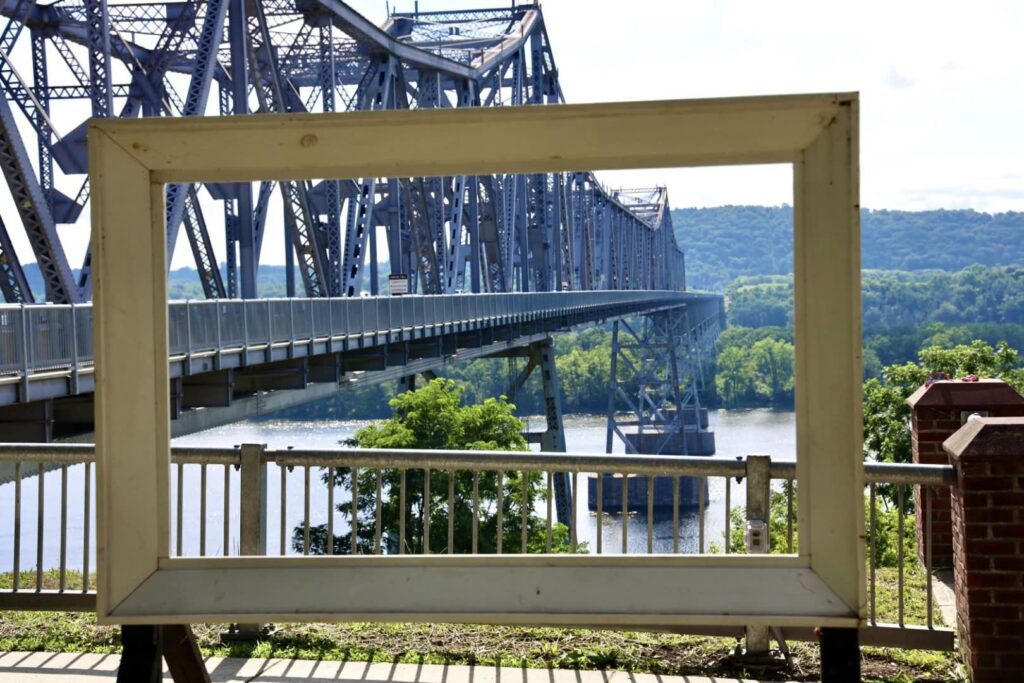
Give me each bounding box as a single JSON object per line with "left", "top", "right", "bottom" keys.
{"left": 0, "top": 409, "right": 795, "bottom": 569}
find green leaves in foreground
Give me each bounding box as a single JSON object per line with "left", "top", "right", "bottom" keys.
{"left": 293, "top": 378, "right": 577, "bottom": 556}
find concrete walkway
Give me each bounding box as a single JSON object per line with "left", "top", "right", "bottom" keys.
{"left": 0, "top": 652, "right": 782, "bottom": 683}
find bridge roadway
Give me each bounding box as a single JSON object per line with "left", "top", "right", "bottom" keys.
{"left": 0, "top": 291, "right": 724, "bottom": 442}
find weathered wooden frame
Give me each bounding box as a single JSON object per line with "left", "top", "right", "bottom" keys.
{"left": 91, "top": 93, "right": 863, "bottom": 626}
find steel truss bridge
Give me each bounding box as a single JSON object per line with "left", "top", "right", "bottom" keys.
{"left": 0, "top": 1, "right": 724, "bottom": 478}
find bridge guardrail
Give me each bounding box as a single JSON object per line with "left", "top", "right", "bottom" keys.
{"left": 0, "top": 291, "right": 721, "bottom": 382}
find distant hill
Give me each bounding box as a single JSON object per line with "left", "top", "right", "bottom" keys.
{"left": 673, "top": 206, "right": 1024, "bottom": 291}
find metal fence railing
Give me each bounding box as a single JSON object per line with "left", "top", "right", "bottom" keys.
{"left": 0, "top": 443, "right": 954, "bottom": 650}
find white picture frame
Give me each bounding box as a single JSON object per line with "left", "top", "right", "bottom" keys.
{"left": 91, "top": 93, "right": 863, "bottom": 625}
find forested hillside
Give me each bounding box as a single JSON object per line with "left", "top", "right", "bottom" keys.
{"left": 726, "top": 266, "right": 1024, "bottom": 329}
{"left": 674, "top": 206, "right": 1024, "bottom": 291}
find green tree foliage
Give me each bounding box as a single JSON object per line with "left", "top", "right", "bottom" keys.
{"left": 726, "top": 276, "right": 792, "bottom": 327}
{"left": 295, "top": 378, "right": 575, "bottom": 555}
{"left": 712, "top": 328, "right": 795, "bottom": 408}
{"left": 863, "top": 340, "right": 1024, "bottom": 467}
{"left": 720, "top": 266, "right": 1024, "bottom": 330}
{"left": 673, "top": 206, "right": 1024, "bottom": 292}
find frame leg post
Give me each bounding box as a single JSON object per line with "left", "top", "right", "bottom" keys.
{"left": 819, "top": 627, "right": 860, "bottom": 683}
{"left": 117, "top": 625, "right": 162, "bottom": 683}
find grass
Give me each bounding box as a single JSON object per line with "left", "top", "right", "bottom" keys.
{"left": 0, "top": 567, "right": 965, "bottom": 682}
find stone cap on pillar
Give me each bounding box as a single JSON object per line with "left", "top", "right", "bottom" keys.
{"left": 943, "top": 416, "right": 1024, "bottom": 463}
{"left": 906, "top": 379, "right": 1024, "bottom": 410}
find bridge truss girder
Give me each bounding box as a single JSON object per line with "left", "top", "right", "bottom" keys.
{"left": 0, "top": 1, "right": 688, "bottom": 303}
{"left": 606, "top": 299, "right": 725, "bottom": 457}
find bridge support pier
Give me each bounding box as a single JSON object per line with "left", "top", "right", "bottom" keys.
{"left": 605, "top": 310, "right": 717, "bottom": 459}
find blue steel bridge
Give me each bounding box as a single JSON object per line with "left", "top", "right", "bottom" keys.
{"left": 0, "top": 0, "right": 724, "bottom": 480}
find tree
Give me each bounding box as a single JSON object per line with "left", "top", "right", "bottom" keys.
{"left": 863, "top": 339, "right": 1024, "bottom": 467}
{"left": 750, "top": 337, "right": 794, "bottom": 405}
{"left": 295, "top": 378, "right": 575, "bottom": 555}
{"left": 714, "top": 346, "right": 757, "bottom": 407}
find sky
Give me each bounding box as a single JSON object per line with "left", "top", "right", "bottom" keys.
{"left": 4, "top": 0, "right": 1023, "bottom": 268}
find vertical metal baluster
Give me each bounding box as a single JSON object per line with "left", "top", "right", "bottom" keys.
{"left": 596, "top": 473, "right": 603, "bottom": 555}
{"left": 303, "top": 466, "right": 311, "bottom": 555}
{"left": 280, "top": 465, "right": 287, "bottom": 555}
{"left": 621, "top": 475, "right": 629, "bottom": 554}
{"left": 82, "top": 462, "right": 90, "bottom": 592}
{"left": 176, "top": 462, "right": 184, "bottom": 556}
{"left": 423, "top": 468, "right": 430, "bottom": 554}
{"left": 375, "top": 469, "right": 382, "bottom": 555}
{"left": 570, "top": 471, "right": 578, "bottom": 553}
{"left": 870, "top": 483, "right": 877, "bottom": 626}
{"left": 36, "top": 463, "right": 44, "bottom": 590}
{"left": 496, "top": 471, "right": 504, "bottom": 554}
{"left": 926, "top": 485, "right": 933, "bottom": 629}
{"left": 898, "top": 484, "right": 905, "bottom": 627}
{"left": 13, "top": 461, "right": 20, "bottom": 591}
{"left": 351, "top": 467, "right": 359, "bottom": 556}
{"left": 698, "top": 475, "right": 705, "bottom": 553}
{"left": 546, "top": 472, "right": 553, "bottom": 553}
{"left": 448, "top": 471, "right": 455, "bottom": 555}
{"left": 646, "top": 476, "right": 654, "bottom": 554}
{"left": 59, "top": 464, "right": 68, "bottom": 591}
{"left": 327, "top": 467, "right": 335, "bottom": 556}
{"left": 521, "top": 471, "right": 528, "bottom": 553}
{"left": 672, "top": 475, "right": 680, "bottom": 554}
{"left": 399, "top": 469, "right": 406, "bottom": 555}
{"left": 471, "top": 471, "right": 479, "bottom": 554}
{"left": 724, "top": 476, "right": 731, "bottom": 554}
{"left": 787, "top": 480, "right": 795, "bottom": 553}
{"left": 200, "top": 464, "right": 207, "bottom": 556}
{"left": 223, "top": 464, "right": 230, "bottom": 556}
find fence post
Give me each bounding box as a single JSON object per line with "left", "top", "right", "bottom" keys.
{"left": 907, "top": 379, "right": 1024, "bottom": 568}
{"left": 239, "top": 443, "right": 267, "bottom": 556}
{"left": 744, "top": 454, "right": 772, "bottom": 657}
{"left": 223, "top": 443, "right": 268, "bottom": 642}
{"left": 944, "top": 417, "right": 1024, "bottom": 683}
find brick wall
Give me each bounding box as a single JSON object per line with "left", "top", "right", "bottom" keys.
{"left": 911, "top": 407, "right": 960, "bottom": 566}
{"left": 945, "top": 418, "right": 1024, "bottom": 683}
{"left": 907, "top": 380, "right": 1024, "bottom": 568}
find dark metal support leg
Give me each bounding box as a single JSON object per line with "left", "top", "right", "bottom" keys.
{"left": 119, "top": 624, "right": 209, "bottom": 683}
{"left": 117, "top": 625, "right": 161, "bottom": 683}
{"left": 819, "top": 627, "right": 860, "bottom": 683}
{"left": 162, "top": 624, "right": 211, "bottom": 683}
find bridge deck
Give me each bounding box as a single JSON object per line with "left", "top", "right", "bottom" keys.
{"left": 0, "top": 291, "right": 723, "bottom": 409}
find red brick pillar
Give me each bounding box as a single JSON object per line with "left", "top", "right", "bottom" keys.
{"left": 906, "top": 380, "right": 1024, "bottom": 567}
{"left": 944, "top": 417, "right": 1024, "bottom": 683}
